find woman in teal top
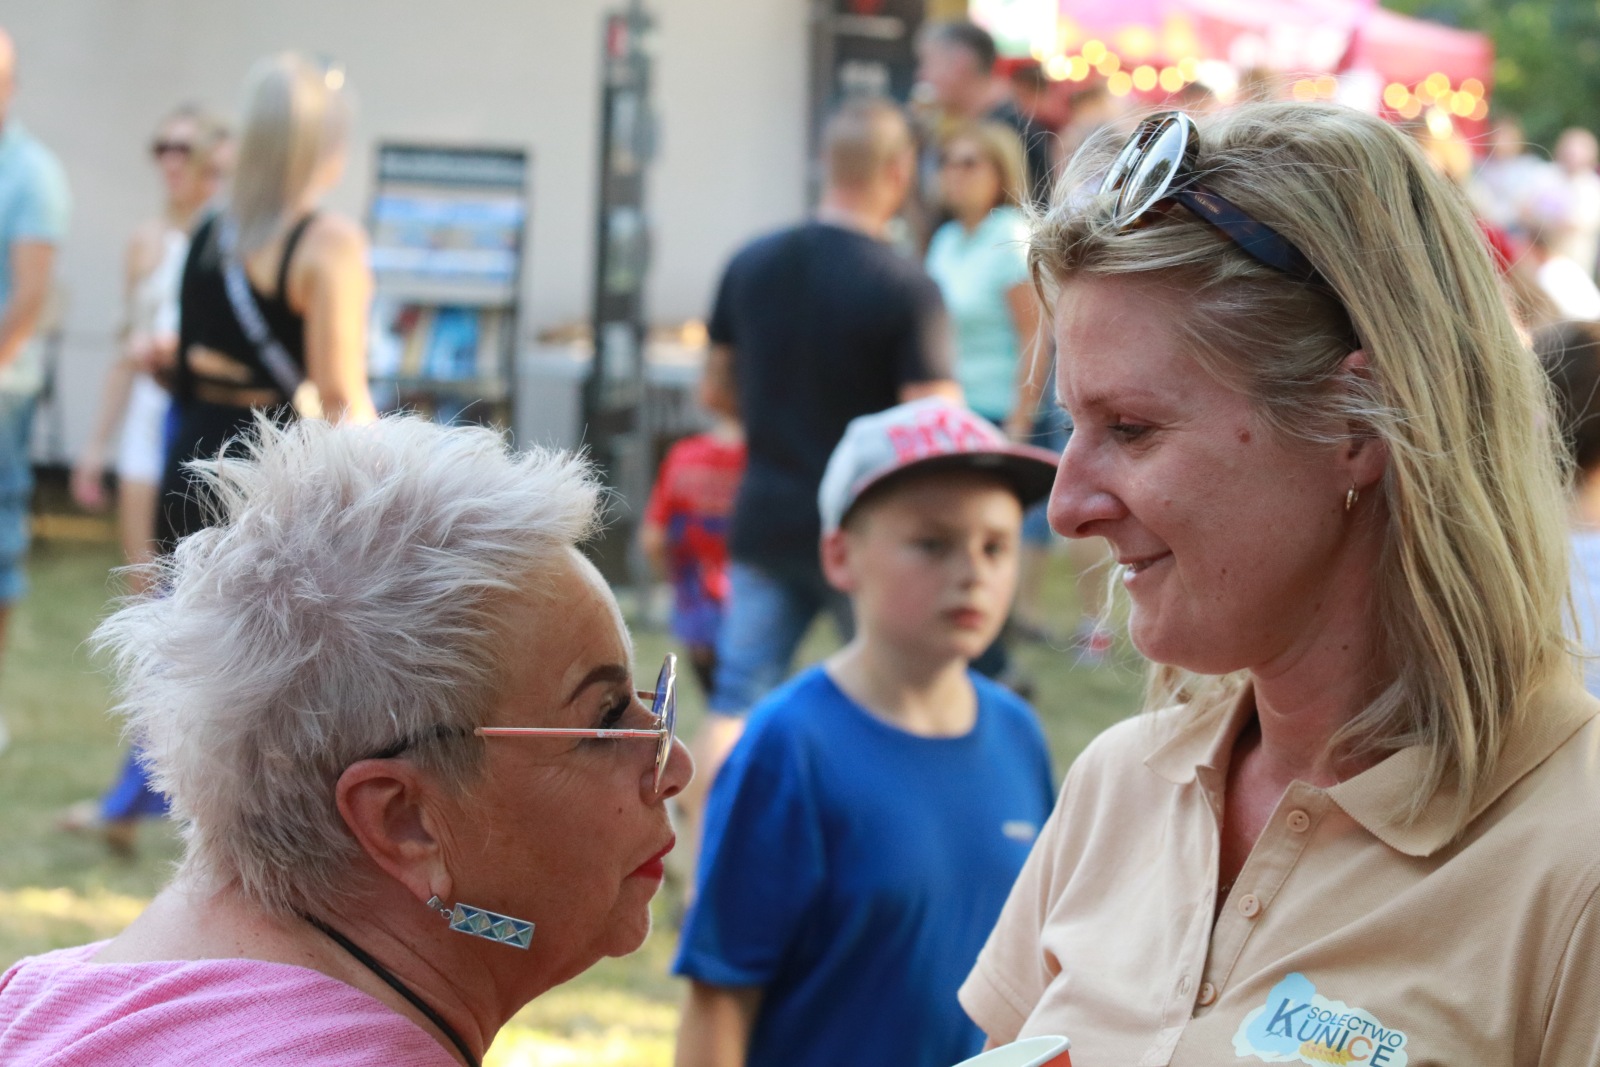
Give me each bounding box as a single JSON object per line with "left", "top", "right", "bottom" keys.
{"left": 925, "top": 121, "right": 1046, "bottom": 435}
{"left": 928, "top": 122, "right": 1109, "bottom": 662}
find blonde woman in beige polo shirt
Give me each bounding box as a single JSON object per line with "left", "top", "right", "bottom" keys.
{"left": 959, "top": 102, "right": 1600, "bottom": 1066}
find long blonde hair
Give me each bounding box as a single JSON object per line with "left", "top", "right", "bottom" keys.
{"left": 228, "top": 53, "right": 350, "bottom": 255}
{"left": 1033, "top": 101, "right": 1573, "bottom": 816}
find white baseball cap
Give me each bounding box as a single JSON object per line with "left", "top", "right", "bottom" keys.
{"left": 818, "top": 398, "right": 1061, "bottom": 533}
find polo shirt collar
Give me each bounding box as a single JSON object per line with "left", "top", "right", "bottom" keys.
{"left": 1328, "top": 675, "right": 1598, "bottom": 856}
{"left": 1145, "top": 681, "right": 1255, "bottom": 787}
{"left": 1144, "top": 673, "right": 1600, "bottom": 857}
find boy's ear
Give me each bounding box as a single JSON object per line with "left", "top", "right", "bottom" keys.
{"left": 820, "top": 528, "right": 857, "bottom": 595}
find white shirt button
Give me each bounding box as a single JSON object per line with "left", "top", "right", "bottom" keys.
{"left": 1287, "top": 809, "right": 1311, "bottom": 833}
{"left": 1238, "top": 893, "right": 1262, "bottom": 918}
{"left": 1197, "top": 981, "right": 1218, "bottom": 1006}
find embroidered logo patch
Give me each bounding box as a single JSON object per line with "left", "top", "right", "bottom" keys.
{"left": 1233, "top": 973, "right": 1409, "bottom": 1066}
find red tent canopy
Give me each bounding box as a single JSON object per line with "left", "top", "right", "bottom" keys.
{"left": 1041, "top": 0, "right": 1490, "bottom": 87}
{"left": 1051, "top": 0, "right": 1370, "bottom": 69}
{"left": 1344, "top": 5, "right": 1493, "bottom": 88}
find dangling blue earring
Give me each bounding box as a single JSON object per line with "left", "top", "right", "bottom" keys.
{"left": 426, "top": 895, "right": 534, "bottom": 950}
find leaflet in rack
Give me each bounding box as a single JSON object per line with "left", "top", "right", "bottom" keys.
{"left": 366, "top": 144, "right": 528, "bottom": 401}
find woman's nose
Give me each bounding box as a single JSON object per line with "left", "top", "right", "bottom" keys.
{"left": 650, "top": 736, "right": 694, "bottom": 801}
{"left": 1048, "top": 434, "right": 1123, "bottom": 538}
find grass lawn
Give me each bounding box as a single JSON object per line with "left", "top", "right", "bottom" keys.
{"left": 0, "top": 537, "right": 1147, "bottom": 1065}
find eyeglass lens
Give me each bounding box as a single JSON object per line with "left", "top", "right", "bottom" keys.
{"left": 652, "top": 655, "right": 677, "bottom": 790}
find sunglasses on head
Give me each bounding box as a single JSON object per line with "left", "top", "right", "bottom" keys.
{"left": 150, "top": 140, "right": 194, "bottom": 161}
{"left": 1100, "top": 111, "right": 1324, "bottom": 286}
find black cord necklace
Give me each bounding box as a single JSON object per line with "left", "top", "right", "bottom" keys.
{"left": 300, "top": 912, "right": 481, "bottom": 1067}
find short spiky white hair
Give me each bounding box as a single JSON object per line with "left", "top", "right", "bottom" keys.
{"left": 94, "top": 415, "right": 603, "bottom": 915}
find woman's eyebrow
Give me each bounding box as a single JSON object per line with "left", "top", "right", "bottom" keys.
{"left": 563, "top": 663, "right": 631, "bottom": 706}
{"left": 1061, "top": 385, "right": 1168, "bottom": 413}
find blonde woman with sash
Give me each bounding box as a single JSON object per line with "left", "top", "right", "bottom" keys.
{"left": 158, "top": 52, "right": 375, "bottom": 549}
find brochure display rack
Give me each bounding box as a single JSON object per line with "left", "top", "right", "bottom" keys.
{"left": 366, "top": 144, "right": 530, "bottom": 426}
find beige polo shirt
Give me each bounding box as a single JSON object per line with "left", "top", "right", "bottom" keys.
{"left": 959, "top": 678, "right": 1600, "bottom": 1067}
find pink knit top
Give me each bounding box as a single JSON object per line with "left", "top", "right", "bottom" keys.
{"left": 0, "top": 942, "right": 459, "bottom": 1065}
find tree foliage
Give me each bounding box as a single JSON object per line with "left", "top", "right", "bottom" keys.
{"left": 1389, "top": 0, "right": 1600, "bottom": 149}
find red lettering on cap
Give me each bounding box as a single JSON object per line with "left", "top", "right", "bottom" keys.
{"left": 889, "top": 408, "right": 1000, "bottom": 462}
{"left": 888, "top": 423, "right": 939, "bottom": 461}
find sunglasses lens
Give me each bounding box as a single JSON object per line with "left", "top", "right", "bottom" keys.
{"left": 1101, "top": 132, "right": 1147, "bottom": 198}
{"left": 1114, "top": 118, "right": 1191, "bottom": 225}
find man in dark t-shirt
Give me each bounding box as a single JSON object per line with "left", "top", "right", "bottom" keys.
{"left": 915, "top": 19, "right": 1054, "bottom": 209}
{"left": 681, "top": 98, "right": 960, "bottom": 835}
{"left": 708, "top": 223, "right": 949, "bottom": 567}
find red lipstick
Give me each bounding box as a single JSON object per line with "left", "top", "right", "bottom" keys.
{"left": 629, "top": 837, "right": 675, "bottom": 880}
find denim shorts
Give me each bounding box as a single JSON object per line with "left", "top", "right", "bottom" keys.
{"left": 708, "top": 558, "right": 854, "bottom": 717}
{"left": 0, "top": 393, "right": 37, "bottom": 604}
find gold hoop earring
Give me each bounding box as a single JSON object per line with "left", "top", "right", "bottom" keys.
{"left": 1345, "top": 485, "right": 1359, "bottom": 512}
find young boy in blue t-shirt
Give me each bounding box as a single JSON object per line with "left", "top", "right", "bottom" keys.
{"left": 673, "top": 398, "right": 1060, "bottom": 1067}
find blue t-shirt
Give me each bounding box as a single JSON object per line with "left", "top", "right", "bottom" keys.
{"left": 924, "top": 207, "right": 1030, "bottom": 422}
{"left": 675, "top": 666, "right": 1055, "bottom": 1067}
{"left": 0, "top": 120, "right": 70, "bottom": 396}
{"left": 1571, "top": 530, "right": 1600, "bottom": 696}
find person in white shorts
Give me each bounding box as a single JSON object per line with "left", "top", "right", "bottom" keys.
{"left": 60, "top": 104, "right": 228, "bottom": 853}
{"left": 71, "top": 104, "right": 228, "bottom": 581}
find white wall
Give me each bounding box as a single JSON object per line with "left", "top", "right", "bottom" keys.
{"left": 0, "top": 0, "right": 809, "bottom": 459}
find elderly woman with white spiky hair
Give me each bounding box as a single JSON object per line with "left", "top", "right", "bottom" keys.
{"left": 0, "top": 415, "right": 691, "bottom": 1067}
